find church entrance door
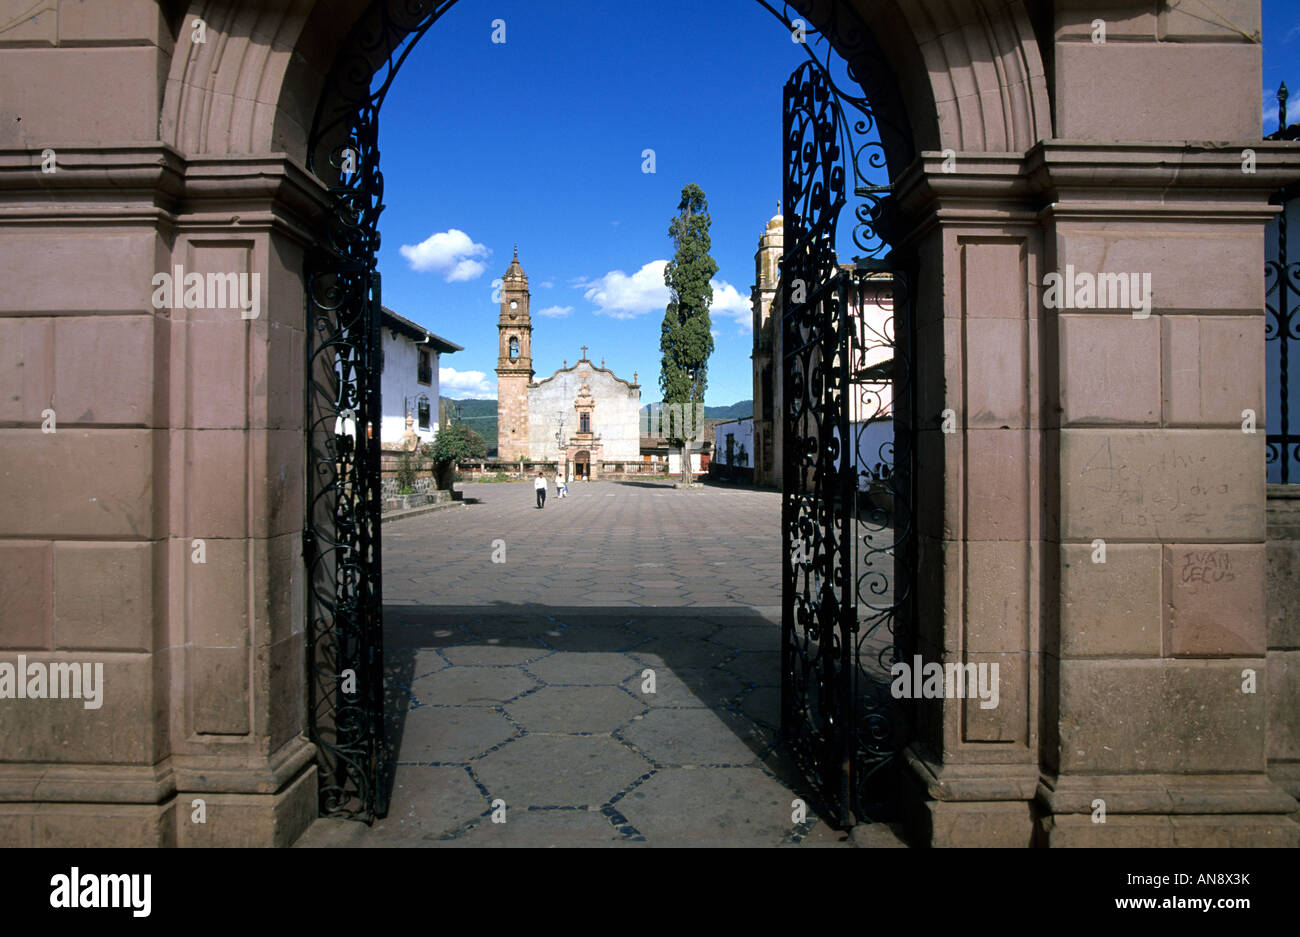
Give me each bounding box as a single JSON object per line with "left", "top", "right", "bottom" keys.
{"left": 575, "top": 450, "right": 591, "bottom": 480}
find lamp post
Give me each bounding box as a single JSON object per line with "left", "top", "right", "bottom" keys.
{"left": 554, "top": 410, "right": 567, "bottom": 479}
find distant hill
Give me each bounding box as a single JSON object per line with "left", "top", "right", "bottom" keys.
{"left": 704, "top": 400, "right": 754, "bottom": 421}
{"left": 641, "top": 400, "right": 753, "bottom": 422}
{"left": 440, "top": 397, "right": 497, "bottom": 455}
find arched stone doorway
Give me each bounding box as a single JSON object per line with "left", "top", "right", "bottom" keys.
{"left": 294, "top": 0, "right": 935, "bottom": 827}
{"left": 2, "top": 0, "right": 1293, "bottom": 847}
{"left": 574, "top": 450, "right": 591, "bottom": 481}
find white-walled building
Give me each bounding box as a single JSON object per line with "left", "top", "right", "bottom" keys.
{"left": 379, "top": 307, "right": 461, "bottom": 447}
{"left": 714, "top": 418, "right": 755, "bottom": 469}
{"left": 666, "top": 451, "right": 707, "bottom": 476}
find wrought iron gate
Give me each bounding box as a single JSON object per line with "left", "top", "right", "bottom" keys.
{"left": 297, "top": 0, "right": 913, "bottom": 824}
{"left": 1266, "top": 83, "right": 1299, "bottom": 483}
{"left": 302, "top": 1, "right": 463, "bottom": 821}
{"left": 779, "top": 53, "right": 915, "bottom": 827}
{"left": 302, "top": 127, "right": 389, "bottom": 821}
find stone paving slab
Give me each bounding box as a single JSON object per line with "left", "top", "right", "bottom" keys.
{"left": 504, "top": 685, "right": 646, "bottom": 733}
{"left": 619, "top": 665, "right": 746, "bottom": 708}
{"left": 621, "top": 707, "right": 769, "bottom": 766}
{"left": 472, "top": 734, "right": 654, "bottom": 808}
{"left": 615, "top": 767, "right": 805, "bottom": 843}
{"left": 442, "top": 808, "right": 636, "bottom": 847}
{"left": 299, "top": 483, "right": 871, "bottom": 848}
{"left": 396, "top": 706, "right": 518, "bottom": 762}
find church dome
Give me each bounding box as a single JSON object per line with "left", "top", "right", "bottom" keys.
{"left": 767, "top": 213, "right": 783, "bottom": 231}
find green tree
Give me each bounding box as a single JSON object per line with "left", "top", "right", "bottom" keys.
{"left": 423, "top": 422, "right": 485, "bottom": 490}
{"left": 659, "top": 183, "right": 717, "bottom": 484}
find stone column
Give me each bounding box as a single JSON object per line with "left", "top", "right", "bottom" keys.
{"left": 163, "top": 155, "right": 322, "bottom": 846}
{"left": 0, "top": 2, "right": 186, "bottom": 844}
{"left": 0, "top": 134, "right": 323, "bottom": 843}
{"left": 895, "top": 154, "right": 1047, "bottom": 847}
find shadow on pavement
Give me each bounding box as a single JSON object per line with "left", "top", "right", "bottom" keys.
{"left": 362, "top": 601, "right": 842, "bottom": 846}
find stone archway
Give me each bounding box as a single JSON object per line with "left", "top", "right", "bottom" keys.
{"left": 1, "top": 0, "right": 1295, "bottom": 847}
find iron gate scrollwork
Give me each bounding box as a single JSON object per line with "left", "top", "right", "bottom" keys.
{"left": 303, "top": 0, "right": 465, "bottom": 822}
{"left": 299, "top": 0, "right": 914, "bottom": 824}
{"left": 302, "top": 117, "right": 389, "bottom": 821}
{"left": 1266, "top": 83, "right": 1299, "bottom": 484}
{"left": 779, "top": 50, "right": 915, "bottom": 826}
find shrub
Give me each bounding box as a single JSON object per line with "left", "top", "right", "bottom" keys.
{"left": 395, "top": 450, "right": 416, "bottom": 494}
{"left": 423, "top": 423, "right": 487, "bottom": 489}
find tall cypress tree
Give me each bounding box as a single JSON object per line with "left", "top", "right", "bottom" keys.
{"left": 659, "top": 183, "right": 717, "bottom": 484}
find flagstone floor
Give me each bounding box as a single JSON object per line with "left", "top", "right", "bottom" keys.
{"left": 296, "top": 480, "right": 899, "bottom": 847}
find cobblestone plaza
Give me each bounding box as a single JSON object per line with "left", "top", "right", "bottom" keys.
{"left": 299, "top": 482, "right": 880, "bottom": 847}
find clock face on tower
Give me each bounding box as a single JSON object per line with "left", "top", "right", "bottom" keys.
{"left": 510, "top": 300, "right": 518, "bottom": 309}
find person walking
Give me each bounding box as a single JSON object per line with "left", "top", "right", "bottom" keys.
{"left": 534, "top": 471, "right": 548, "bottom": 509}
{"left": 556, "top": 472, "right": 568, "bottom": 499}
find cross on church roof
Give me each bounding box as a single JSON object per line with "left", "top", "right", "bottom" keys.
{"left": 580, "top": 345, "right": 588, "bottom": 360}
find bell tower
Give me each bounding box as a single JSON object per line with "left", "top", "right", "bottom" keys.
{"left": 752, "top": 211, "right": 782, "bottom": 485}
{"left": 495, "top": 246, "right": 533, "bottom": 460}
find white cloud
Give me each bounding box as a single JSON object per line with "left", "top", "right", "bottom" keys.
{"left": 399, "top": 229, "right": 490, "bottom": 281}
{"left": 540, "top": 280, "right": 555, "bottom": 289}
{"left": 583, "top": 260, "right": 670, "bottom": 319}
{"left": 448, "top": 259, "right": 487, "bottom": 281}
{"left": 709, "top": 279, "right": 753, "bottom": 332}
{"left": 439, "top": 366, "right": 495, "bottom": 398}
{"left": 537, "top": 305, "right": 573, "bottom": 318}
{"left": 578, "top": 264, "right": 754, "bottom": 328}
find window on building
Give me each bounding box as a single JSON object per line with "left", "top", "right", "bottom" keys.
{"left": 579, "top": 412, "right": 591, "bottom": 434}
{"left": 762, "top": 371, "right": 773, "bottom": 419}
{"left": 417, "top": 397, "right": 430, "bottom": 430}
{"left": 417, "top": 349, "right": 432, "bottom": 385}
{"left": 509, "top": 336, "right": 519, "bottom": 360}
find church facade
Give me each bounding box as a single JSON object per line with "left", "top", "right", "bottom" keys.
{"left": 495, "top": 250, "right": 641, "bottom": 478}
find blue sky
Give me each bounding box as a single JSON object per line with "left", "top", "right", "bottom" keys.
{"left": 1262, "top": 0, "right": 1299, "bottom": 134}
{"left": 375, "top": 0, "right": 1300, "bottom": 406}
